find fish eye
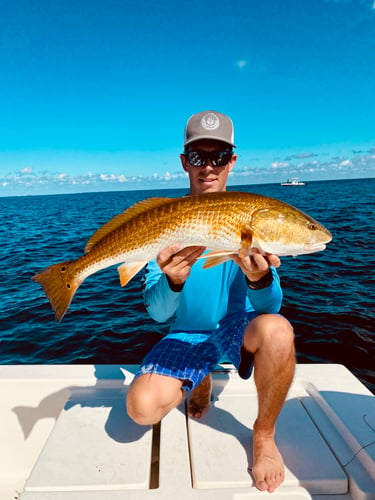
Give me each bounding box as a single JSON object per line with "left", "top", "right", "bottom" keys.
{"left": 308, "top": 222, "right": 317, "bottom": 230}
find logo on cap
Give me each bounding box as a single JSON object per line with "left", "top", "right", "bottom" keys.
{"left": 201, "top": 112, "right": 219, "bottom": 130}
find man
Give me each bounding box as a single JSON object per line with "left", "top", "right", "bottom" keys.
{"left": 127, "top": 111, "right": 295, "bottom": 493}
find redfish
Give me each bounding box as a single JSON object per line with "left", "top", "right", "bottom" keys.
{"left": 32, "top": 191, "right": 332, "bottom": 321}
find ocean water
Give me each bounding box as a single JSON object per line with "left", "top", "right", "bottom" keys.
{"left": 0, "top": 178, "right": 374, "bottom": 393}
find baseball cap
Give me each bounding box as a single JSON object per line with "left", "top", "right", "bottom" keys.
{"left": 184, "top": 110, "right": 236, "bottom": 148}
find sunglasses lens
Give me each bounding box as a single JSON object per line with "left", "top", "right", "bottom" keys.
{"left": 211, "top": 152, "right": 232, "bottom": 167}
{"left": 186, "top": 151, "right": 232, "bottom": 167}
{"left": 186, "top": 151, "right": 204, "bottom": 167}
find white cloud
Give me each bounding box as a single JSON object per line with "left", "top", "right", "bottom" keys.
{"left": 339, "top": 159, "right": 352, "bottom": 167}
{"left": 21, "top": 166, "right": 33, "bottom": 174}
{"left": 235, "top": 60, "right": 248, "bottom": 69}
{"left": 284, "top": 152, "right": 318, "bottom": 161}
{"left": 1, "top": 150, "right": 374, "bottom": 196}
{"left": 271, "top": 161, "right": 290, "bottom": 169}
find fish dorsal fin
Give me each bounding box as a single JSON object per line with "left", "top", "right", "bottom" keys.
{"left": 84, "top": 197, "right": 174, "bottom": 253}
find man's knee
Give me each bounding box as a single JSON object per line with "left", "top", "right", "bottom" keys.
{"left": 126, "top": 374, "right": 183, "bottom": 426}
{"left": 244, "top": 314, "right": 294, "bottom": 356}
{"left": 127, "top": 384, "right": 158, "bottom": 425}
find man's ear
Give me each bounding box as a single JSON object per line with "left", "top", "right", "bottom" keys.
{"left": 180, "top": 153, "right": 189, "bottom": 172}
{"left": 228, "top": 153, "right": 237, "bottom": 173}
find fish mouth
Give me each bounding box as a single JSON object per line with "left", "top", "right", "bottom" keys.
{"left": 303, "top": 232, "right": 332, "bottom": 254}
{"left": 301, "top": 243, "right": 326, "bottom": 253}
{"left": 301, "top": 242, "right": 329, "bottom": 254}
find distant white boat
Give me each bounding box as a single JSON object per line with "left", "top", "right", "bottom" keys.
{"left": 281, "top": 177, "right": 306, "bottom": 186}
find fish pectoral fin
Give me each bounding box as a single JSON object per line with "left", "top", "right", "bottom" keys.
{"left": 117, "top": 261, "right": 147, "bottom": 287}
{"left": 198, "top": 250, "right": 237, "bottom": 269}
{"left": 240, "top": 230, "right": 253, "bottom": 257}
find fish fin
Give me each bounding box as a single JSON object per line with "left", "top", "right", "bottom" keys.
{"left": 118, "top": 261, "right": 147, "bottom": 287}
{"left": 85, "top": 197, "right": 174, "bottom": 253}
{"left": 197, "top": 250, "right": 237, "bottom": 260}
{"left": 240, "top": 230, "right": 253, "bottom": 257}
{"left": 32, "top": 260, "right": 82, "bottom": 322}
{"left": 197, "top": 250, "right": 237, "bottom": 269}
{"left": 202, "top": 254, "right": 236, "bottom": 269}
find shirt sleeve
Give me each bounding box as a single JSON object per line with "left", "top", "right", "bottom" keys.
{"left": 143, "top": 259, "right": 182, "bottom": 322}
{"left": 246, "top": 267, "right": 283, "bottom": 314}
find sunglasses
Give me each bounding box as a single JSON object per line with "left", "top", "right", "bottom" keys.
{"left": 184, "top": 150, "right": 233, "bottom": 167}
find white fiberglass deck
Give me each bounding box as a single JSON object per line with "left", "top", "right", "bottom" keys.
{"left": 0, "top": 364, "right": 374, "bottom": 499}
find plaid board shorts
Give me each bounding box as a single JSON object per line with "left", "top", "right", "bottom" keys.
{"left": 134, "top": 311, "right": 257, "bottom": 391}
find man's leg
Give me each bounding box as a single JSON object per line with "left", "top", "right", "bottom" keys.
{"left": 187, "top": 374, "right": 212, "bottom": 418}
{"left": 242, "top": 314, "right": 295, "bottom": 493}
{"left": 127, "top": 373, "right": 185, "bottom": 425}
{"left": 127, "top": 372, "right": 213, "bottom": 424}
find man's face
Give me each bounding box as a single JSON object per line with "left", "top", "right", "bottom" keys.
{"left": 180, "top": 140, "right": 237, "bottom": 195}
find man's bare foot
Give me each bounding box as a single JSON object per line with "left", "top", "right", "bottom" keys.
{"left": 250, "top": 428, "right": 285, "bottom": 492}
{"left": 187, "top": 374, "right": 212, "bottom": 418}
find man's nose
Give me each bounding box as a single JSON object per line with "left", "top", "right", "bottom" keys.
{"left": 202, "top": 160, "right": 215, "bottom": 170}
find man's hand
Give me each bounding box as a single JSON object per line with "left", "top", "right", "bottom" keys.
{"left": 231, "top": 249, "right": 280, "bottom": 283}
{"left": 157, "top": 244, "right": 206, "bottom": 291}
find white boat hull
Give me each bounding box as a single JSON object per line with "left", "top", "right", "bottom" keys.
{"left": 1, "top": 364, "right": 374, "bottom": 499}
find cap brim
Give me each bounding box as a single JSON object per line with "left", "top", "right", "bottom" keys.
{"left": 184, "top": 136, "right": 236, "bottom": 148}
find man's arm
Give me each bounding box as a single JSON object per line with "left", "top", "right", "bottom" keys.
{"left": 144, "top": 245, "right": 205, "bottom": 322}
{"left": 156, "top": 244, "right": 206, "bottom": 291}
{"left": 232, "top": 250, "right": 283, "bottom": 313}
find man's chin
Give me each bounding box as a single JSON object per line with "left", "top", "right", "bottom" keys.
{"left": 199, "top": 179, "right": 218, "bottom": 191}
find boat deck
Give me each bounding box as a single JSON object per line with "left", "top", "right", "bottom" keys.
{"left": 1, "top": 364, "right": 374, "bottom": 499}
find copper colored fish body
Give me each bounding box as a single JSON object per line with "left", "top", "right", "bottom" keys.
{"left": 32, "top": 191, "right": 332, "bottom": 321}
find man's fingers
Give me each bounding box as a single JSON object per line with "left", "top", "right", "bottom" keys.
{"left": 157, "top": 244, "right": 181, "bottom": 263}
{"left": 168, "top": 246, "right": 206, "bottom": 268}
{"left": 157, "top": 245, "right": 205, "bottom": 268}
{"left": 233, "top": 251, "right": 281, "bottom": 280}
{"left": 177, "top": 246, "right": 206, "bottom": 261}
{"left": 250, "top": 252, "right": 268, "bottom": 271}
{"left": 265, "top": 254, "right": 281, "bottom": 268}
{"left": 250, "top": 251, "right": 281, "bottom": 269}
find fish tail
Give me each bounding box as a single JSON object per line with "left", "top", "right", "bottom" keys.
{"left": 32, "top": 260, "right": 82, "bottom": 322}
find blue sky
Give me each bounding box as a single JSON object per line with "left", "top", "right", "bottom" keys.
{"left": 1, "top": 0, "right": 374, "bottom": 196}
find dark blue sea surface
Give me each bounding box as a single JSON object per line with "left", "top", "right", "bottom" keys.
{"left": 0, "top": 178, "right": 374, "bottom": 393}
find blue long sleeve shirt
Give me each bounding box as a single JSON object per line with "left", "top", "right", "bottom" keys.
{"left": 144, "top": 257, "right": 283, "bottom": 333}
